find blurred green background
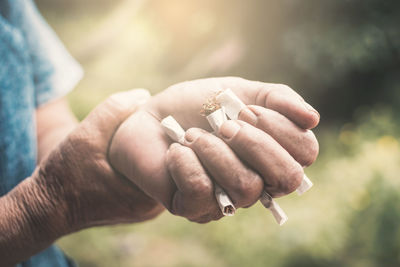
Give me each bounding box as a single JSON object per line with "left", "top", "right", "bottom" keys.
{"left": 35, "top": 0, "right": 400, "bottom": 266}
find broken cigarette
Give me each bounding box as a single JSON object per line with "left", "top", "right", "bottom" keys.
{"left": 259, "top": 191, "right": 288, "bottom": 226}
{"left": 216, "top": 88, "right": 313, "bottom": 195}
{"left": 160, "top": 116, "right": 236, "bottom": 217}
{"left": 160, "top": 115, "right": 186, "bottom": 144}
{"left": 214, "top": 184, "right": 236, "bottom": 216}
{"left": 206, "top": 107, "right": 228, "bottom": 133}
{"left": 205, "top": 106, "right": 288, "bottom": 225}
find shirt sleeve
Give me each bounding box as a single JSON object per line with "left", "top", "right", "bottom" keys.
{"left": 6, "top": 0, "right": 83, "bottom": 107}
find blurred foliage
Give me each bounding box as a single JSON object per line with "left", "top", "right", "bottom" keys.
{"left": 33, "top": 0, "right": 400, "bottom": 266}
{"left": 36, "top": 0, "right": 400, "bottom": 124}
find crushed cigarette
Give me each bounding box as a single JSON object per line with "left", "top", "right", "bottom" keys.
{"left": 259, "top": 191, "right": 288, "bottom": 226}
{"left": 200, "top": 91, "right": 222, "bottom": 116}
{"left": 161, "top": 116, "right": 185, "bottom": 144}
{"left": 216, "top": 88, "right": 246, "bottom": 120}
{"left": 216, "top": 88, "right": 313, "bottom": 194}
{"left": 214, "top": 184, "right": 236, "bottom": 216}
{"left": 297, "top": 174, "right": 313, "bottom": 195}
{"left": 206, "top": 107, "right": 228, "bottom": 133}
{"left": 160, "top": 115, "right": 236, "bottom": 217}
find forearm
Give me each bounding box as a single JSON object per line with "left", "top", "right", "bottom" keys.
{"left": 0, "top": 169, "right": 71, "bottom": 266}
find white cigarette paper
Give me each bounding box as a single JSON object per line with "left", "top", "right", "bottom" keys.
{"left": 160, "top": 115, "right": 236, "bottom": 216}
{"left": 214, "top": 184, "right": 236, "bottom": 216}
{"left": 206, "top": 107, "right": 228, "bottom": 133}
{"left": 259, "top": 191, "right": 288, "bottom": 226}
{"left": 216, "top": 88, "right": 313, "bottom": 194}
{"left": 216, "top": 88, "right": 246, "bottom": 120}
{"left": 296, "top": 174, "right": 313, "bottom": 195}
{"left": 161, "top": 115, "right": 185, "bottom": 144}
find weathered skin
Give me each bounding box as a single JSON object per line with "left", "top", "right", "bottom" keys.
{"left": 109, "top": 77, "right": 319, "bottom": 223}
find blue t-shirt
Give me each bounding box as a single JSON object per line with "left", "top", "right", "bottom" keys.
{"left": 0, "top": 0, "right": 83, "bottom": 266}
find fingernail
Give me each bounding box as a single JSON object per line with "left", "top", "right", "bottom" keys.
{"left": 303, "top": 101, "right": 320, "bottom": 118}
{"left": 219, "top": 120, "right": 241, "bottom": 140}
{"left": 185, "top": 128, "right": 202, "bottom": 143}
{"left": 239, "top": 108, "right": 257, "bottom": 125}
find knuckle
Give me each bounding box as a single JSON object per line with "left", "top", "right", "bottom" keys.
{"left": 192, "top": 132, "right": 213, "bottom": 147}
{"left": 273, "top": 84, "right": 295, "bottom": 95}
{"left": 266, "top": 88, "right": 281, "bottom": 101}
{"left": 192, "top": 133, "right": 221, "bottom": 154}
{"left": 232, "top": 170, "right": 263, "bottom": 206}
{"left": 233, "top": 178, "right": 255, "bottom": 196}
{"left": 184, "top": 175, "right": 213, "bottom": 198}
{"left": 255, "top": 108, "right": 275, "bottom": 128}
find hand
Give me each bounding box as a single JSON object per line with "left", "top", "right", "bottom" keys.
{"left": 36, "top": 89, "right": 164, "bottom": 230}
{"left": 109, "top": 77, "right": 319, "bottom": 223}
{"left": 0, "top": 89, "right": 165, "bottom": 266}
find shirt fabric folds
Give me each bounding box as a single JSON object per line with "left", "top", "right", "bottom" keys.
{"left": 0, "top": 0, "right": 83, "bottom": 266}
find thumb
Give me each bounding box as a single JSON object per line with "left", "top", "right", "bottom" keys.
{"left": 81, "top": 88, "right": 151, "bottom": 144}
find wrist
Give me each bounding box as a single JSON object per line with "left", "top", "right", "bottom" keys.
{"left": 10, "top": 170, "right": 72, "bottom": 236}
{"left": 0, "top": 168, "right": 72, "bottom": 265}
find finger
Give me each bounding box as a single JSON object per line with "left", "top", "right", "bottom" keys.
{"left": 191, "top": 212, "right": 224, "bottom": 224}
{"left": 220, "top": 78, "right": 320, "bottom": 129}
{"left": 109, "top": 110, "right": 176, "bottom": 209}
{"left": 238, "top": 105, "right": 319, "bottom": 167}
{"left": 218, "top": 120, "right": 304, "bottom": 198}
{"left": 82, "top": 88, "right": 151, "bottom": 148}
{"left": 166, "top": 143, "right": 222, "bottom": 222}
{"left": 184, "top": 128, "right": 264, "bottom": 208}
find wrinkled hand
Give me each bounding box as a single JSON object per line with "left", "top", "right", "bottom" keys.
{"left": 37, "top": 89, "right": 164, "bottom": 232}
{"left": 109, "top": 77, "right": 319, "bottom": 223}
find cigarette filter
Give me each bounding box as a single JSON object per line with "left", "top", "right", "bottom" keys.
{"left": 216, "top": 88, "right": 313, "bottom": 195}
{"left": 160, "top": 115, "right": 236, "bottom": 216}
